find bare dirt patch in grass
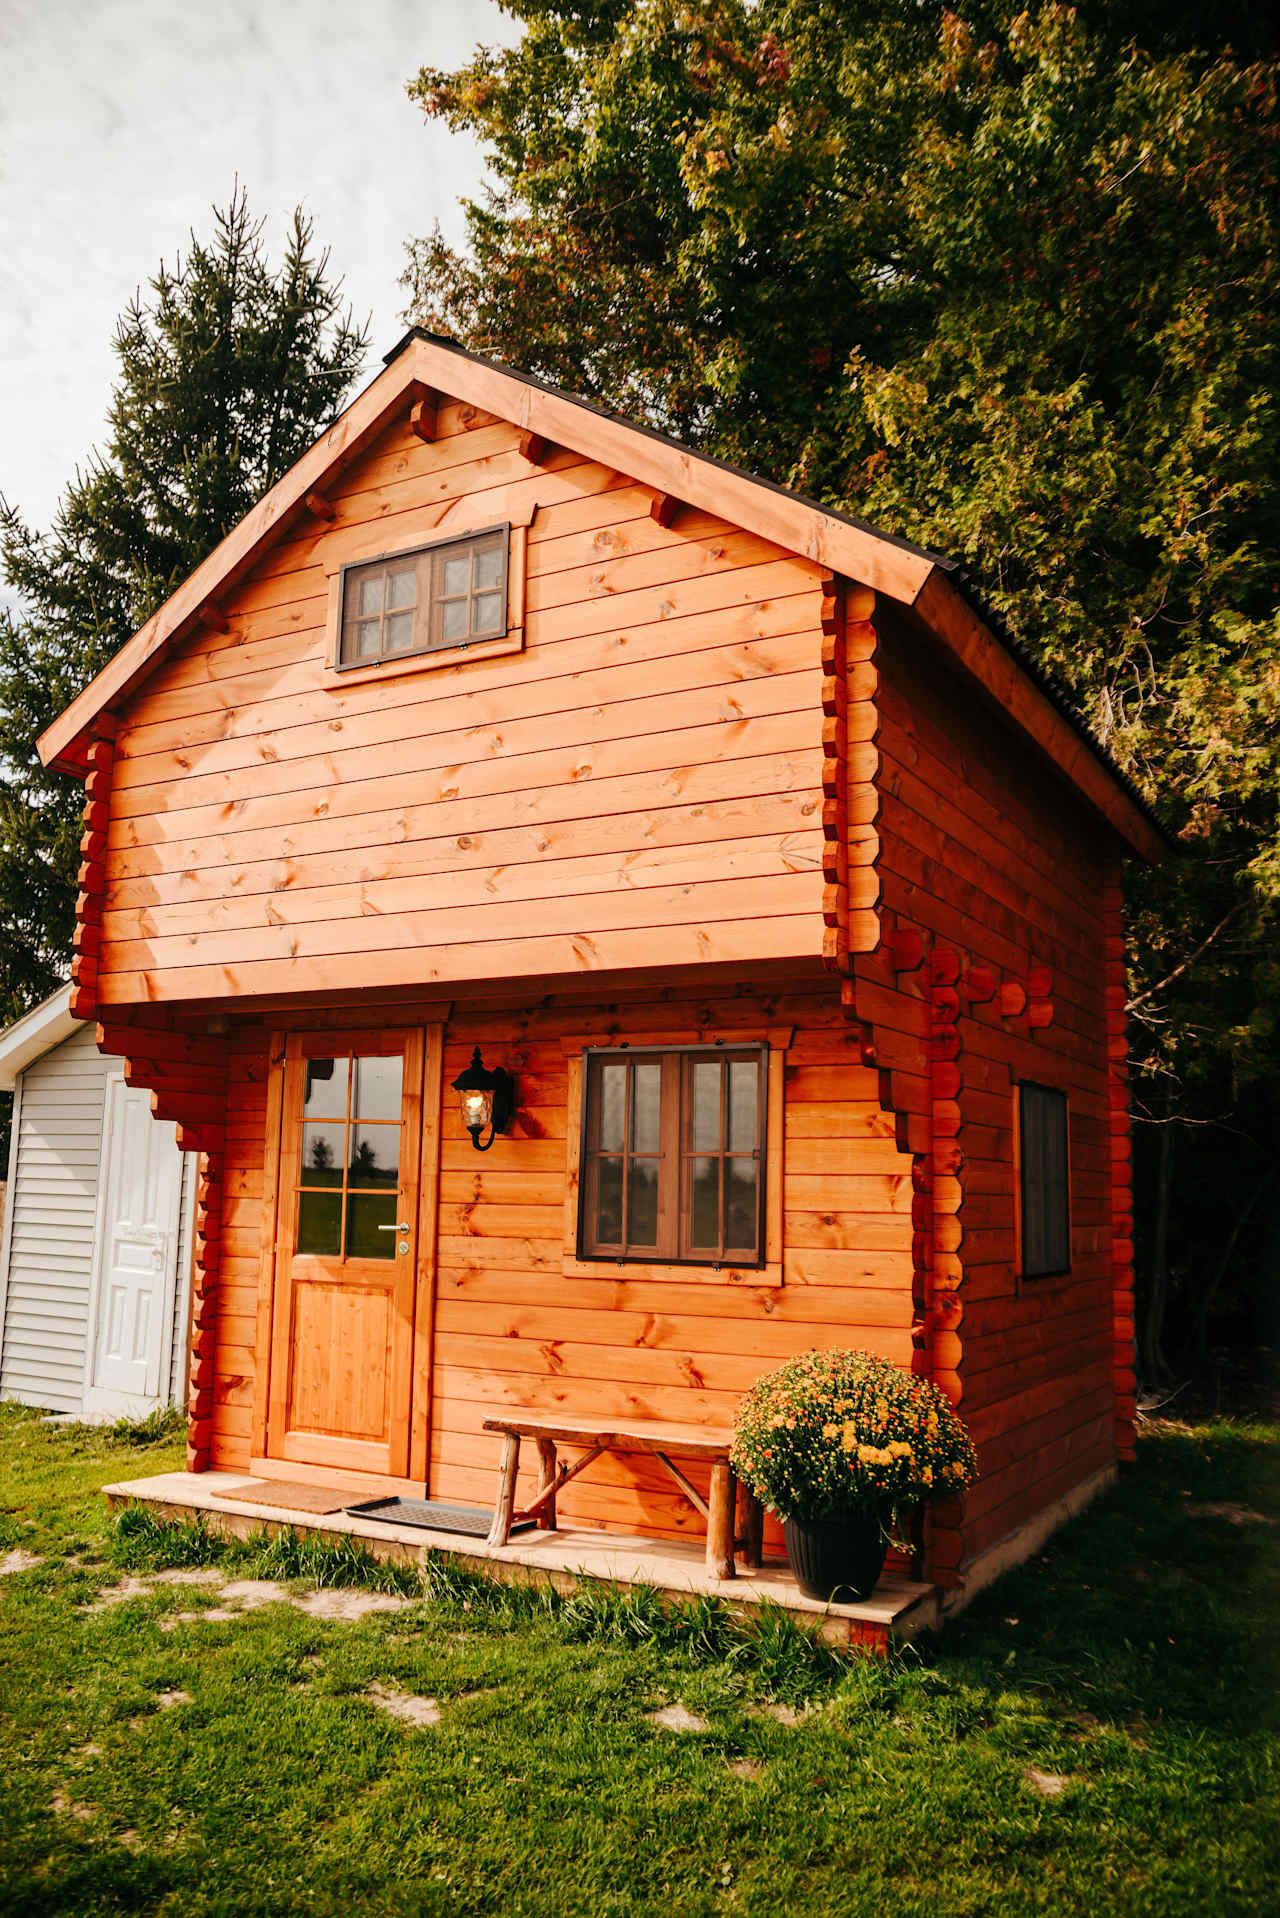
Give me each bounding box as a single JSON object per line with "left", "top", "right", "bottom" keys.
{"left": 727, "top": 1757, "right": 763, "bottom": 1780}
{"left": 0, "top": 1548, "right": 42, "bottom": 1575}
{"left": 218, "top": 1579, "right": 293, "bottom": 1609}
{"left": 755, "top": 1702, "right": 805, "bottom": 1726}
{"left": 1183, "top": 1500, "right": 1274, "bottom": 1526}
{"left": 50, "top": 1791, "right": 94, "bottom": 1822}
{"left": 365, "top": 1682, "right": 442, "bottom": 1727}
{"left": 292, "top": 1588, "right": 412, "bottom": 1621}
{"left": 647, "top": 1704, "right": 710, "bottom": 1733}
{"left": 86, "top": 1576, "right": 155, "bottom": 1611}
{"left": 1025, "top": 1767, "right": 1068, "bottom": 1797}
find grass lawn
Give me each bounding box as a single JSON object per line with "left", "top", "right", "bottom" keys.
{"left": 1, "top": 1406, "right": 1277, "bottom": 1917}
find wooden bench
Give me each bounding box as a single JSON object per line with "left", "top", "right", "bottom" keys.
{"left": 482, "top": 1412, "right": 765, "bottom": 1579}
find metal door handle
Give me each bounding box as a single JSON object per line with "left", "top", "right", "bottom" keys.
{"left": 377, "top": 1222, "right": 411, "bottom": 1232}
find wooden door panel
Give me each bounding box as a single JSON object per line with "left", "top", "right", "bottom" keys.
{"left": 288, "top": 1282, "right": 392, "bottom": 1443}
{"left": 267, "top": 1028, "right": 425, "bottom": 1477}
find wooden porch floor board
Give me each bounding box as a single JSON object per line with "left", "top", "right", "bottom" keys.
{"left": 102, "top": 1469, "right": 939, "bottom": 1649}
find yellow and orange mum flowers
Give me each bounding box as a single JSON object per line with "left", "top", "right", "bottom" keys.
{"left": 730, "top": 1348, "right": 976, "bottom": 1524}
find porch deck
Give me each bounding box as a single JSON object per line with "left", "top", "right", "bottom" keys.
{"left": 103, "top": 1470, "right": 940, "bottom": 1652}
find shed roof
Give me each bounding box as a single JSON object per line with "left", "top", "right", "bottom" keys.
{"left": 0, "top": 984, "right": 77, "bottom": 1091}
{"left": 37, "top": 329, "right": 1169, "bottom": 862}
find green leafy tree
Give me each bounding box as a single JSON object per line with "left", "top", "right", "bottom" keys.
{"left": 404, "top": 2, "right": 1280, "bottom": 1376}
{"left": 0, "top": 188, "right": 368, "bottom": 1031}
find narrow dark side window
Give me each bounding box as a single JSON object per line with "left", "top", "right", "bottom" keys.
{"left": 580, "top": 1048, "right": 765, "bottom": 1266}
{"left": 339, "top": 527, "right": 508, "bottom": 667}
{"left": 1018, "top": 1083, "right": 1070, "bottom": 1278}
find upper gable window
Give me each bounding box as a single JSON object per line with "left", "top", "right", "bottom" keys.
{"left": 337, "top": 526, "right": 509, "bottom": 669}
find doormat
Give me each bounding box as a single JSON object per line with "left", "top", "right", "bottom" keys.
{"left": 212, "top": 1480, "right": 353, "bottom": 1514}
{"left": 345, "top": 1497, "right": 536, "bottom": 1539}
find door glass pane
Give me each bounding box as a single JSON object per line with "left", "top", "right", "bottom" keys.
{"left": 352, "top": 1055, "right": 402, "bottom": 1123}
{"left": 631, "top": 1061, "right": 661, "bottom": 1153}
{"left": 627, "top": 1160, "right": 659, "bottom": 1247}
{"left": 593, "top": 1157, "right": 624, "bottom": 1245}
{"left": 348, "top": 1125, "right": 399, "bottom": 1186}
{"left": 725, "top": 1159, "right": 758, "bottom": 1252}
{"left": 689, "top": 1157, "right": 720, "bottom": 1248}
{"left": 728, "top": 1060, "right": 758, "bottom": 1150}
{"left": 346, "top": 1192, "right": 398, "bottom": 1259}
{"left": 303, "top": 1056, "right": 347, "bottom": 1119}
{"left": 594, "top": 1062, "right": 626, "bottom": 1152}
{"left": 691, "top": 1061, "right": 722, "bottom": 1151}
{"left": 297, "top": 1190, "right": 342, "bottom": 1256}
{"left": 300, "top": 1123, "right": 345, "bottom": 1185}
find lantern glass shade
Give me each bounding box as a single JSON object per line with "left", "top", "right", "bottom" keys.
{"left": 459, "top": 1085, "right": 494, "bottom": 1132}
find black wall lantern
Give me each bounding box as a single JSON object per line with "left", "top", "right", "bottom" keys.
{"left": 451, "top": 1046, "right": 516, "bottom": 1152}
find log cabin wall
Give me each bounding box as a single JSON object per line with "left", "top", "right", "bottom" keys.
{"left": 860, "top": 610, "right": 1120, "bottom": 1570}
{"left": 95, "top": 400, "right": 841, "bottom": 1008}
{"left": 206, "top": 972, "right": 918, "bottom": 1548}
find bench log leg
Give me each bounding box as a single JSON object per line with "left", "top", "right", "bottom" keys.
{"left": 535, "top": 1438, "right": 558, "bottom": 1531}
{"left": 488, "top": 1432, "right": 521, "bottom": 1546}
{"left": 707, "top": 1460, "right": 736, "bottom": 1581}
{"left": 736, "top": 1478, "right": 764, "bottom": 1570}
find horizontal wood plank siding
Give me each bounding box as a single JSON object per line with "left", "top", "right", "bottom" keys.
{"left": 98, "top": 406, "right": 832, "bottom": 1006}
{"left": 207, "top": 978, "right": 917, "bottom": 1545}
{"left": 861, "top": 610, "right": 1119, "bottom": 1568}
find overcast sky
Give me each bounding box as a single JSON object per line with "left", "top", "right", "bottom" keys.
{"left": 0, "top": 0, "right": 511, "bottom": 532}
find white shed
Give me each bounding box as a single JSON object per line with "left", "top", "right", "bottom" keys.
{"left": 0, "top": 986, "right": 195, "bottom": 1420}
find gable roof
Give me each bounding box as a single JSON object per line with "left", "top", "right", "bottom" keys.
{"left": 36, "top": 328, "right": 1168, "bottom": 862}
{"left": 0, "top": 984, "right": 77, "bottom": 1091}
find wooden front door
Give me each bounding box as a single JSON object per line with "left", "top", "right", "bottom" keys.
{"left": 267, "top": 1029, "right": 431, "bottom": 1477}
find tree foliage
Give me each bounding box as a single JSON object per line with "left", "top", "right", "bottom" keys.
{"left": 405, "top": 2, "right": 1280, "bottom": 1368}
{"left": 0, "top": 189, "right": 368, "bottom": 1027}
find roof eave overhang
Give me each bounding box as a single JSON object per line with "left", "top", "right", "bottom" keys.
{"left": 0, "top": 982, "right": 77, "bottom": 1089}
{"left": 37, "top": 331, "right": 1167, "bottom": 863}
{"left": 910, "top": 571, "right": 1167, "bottom": 864}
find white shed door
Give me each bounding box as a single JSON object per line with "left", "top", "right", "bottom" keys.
{"left": 85, "top": 1077, "right": 184, "bottom": 1419}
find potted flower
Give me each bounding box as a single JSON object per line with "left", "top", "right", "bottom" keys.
{"left": 731, "top": 1348, "right": 976, "bottom": 1601}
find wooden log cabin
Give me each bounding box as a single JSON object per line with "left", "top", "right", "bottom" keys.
{"left": 38, "top": 329, "right": 1167, "bottom": 1608}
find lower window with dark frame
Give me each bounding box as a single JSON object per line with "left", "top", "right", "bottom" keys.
{"left": 1018, "top": 1081, "right": 1071, "bottom": 1279}
{"left": 579, "top": 1046, "right": 766, "bottom": 1266}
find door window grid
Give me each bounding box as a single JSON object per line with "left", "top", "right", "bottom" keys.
{"left": 296, "top": 1054, "right": 403, "bottom": 1261}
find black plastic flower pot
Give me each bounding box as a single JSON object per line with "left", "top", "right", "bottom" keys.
{"left": 782, "top": 1510, "right": 888, "bottom": 1602}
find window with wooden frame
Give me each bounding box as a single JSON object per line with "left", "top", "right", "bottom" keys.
{"left": 1017, "top": 1082, "right": 1071, "bottom": 1279}
{"left": 577, "top": 1047, "right": 767, "bottom": 1267}
{"left": 336, "top": 525, "right": 509, "bottom": 670}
